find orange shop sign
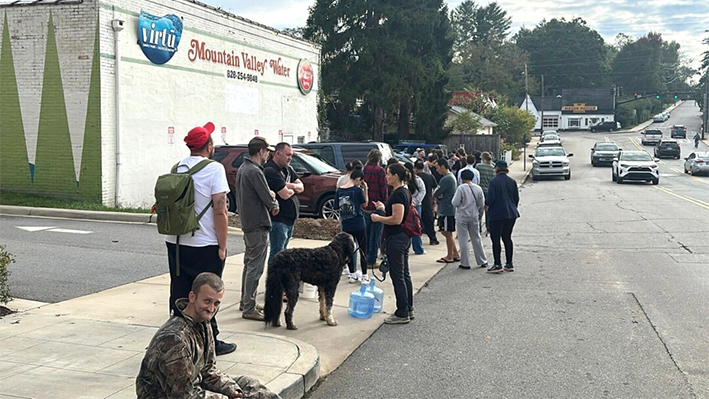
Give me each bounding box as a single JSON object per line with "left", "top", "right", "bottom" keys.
{"left": 562, "top": 103, "right": 598, "bottom": 113}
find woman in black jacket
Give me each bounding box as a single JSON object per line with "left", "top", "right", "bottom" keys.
{"left": 484, "top": 160, "right": 519, "bottom": 274}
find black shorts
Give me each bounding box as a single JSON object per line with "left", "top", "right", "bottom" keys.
{"left": 437, "top": 215, "right": 456, "bottom": 232}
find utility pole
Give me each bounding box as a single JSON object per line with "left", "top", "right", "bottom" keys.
{"left": 522, "top": 62, "right": 529, "bottom": 172}
{"left": 704, "top": 76, "right": 708, "bottom": 140}
{"left": 540, "top": 74, "right": 545, "bottom": 134}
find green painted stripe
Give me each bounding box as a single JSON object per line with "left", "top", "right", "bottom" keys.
{"left": 97, "top": 2, "right": 320, "bottom": 65}
{"left": 98, "top": 53, "right": 300, "bottom": 89}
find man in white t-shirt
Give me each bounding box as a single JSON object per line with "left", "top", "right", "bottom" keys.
{"left": 457, "top": 155, "right": 480, "bottom": 185}
{"left": 165, "top": 122, "right": 236, "bottom": 356}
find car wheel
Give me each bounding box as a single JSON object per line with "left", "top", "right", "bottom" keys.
{"left": 591, "top": 160, "right": 596, "bottom": 167}
{"left": 652, "top": 178, "right": 659, "bottom": 185}
{"left": 565, "top": 171, "right": 571, "bottom": 180}
{"left": 690, "top": 168, "right": 695, "bottom": 176}
{"left": 318, "top": 195, "right": 339, "bottom": 220}
{"left": 532, "top": 173, "right": 539, "bottom": 181}
{"left": 617, "top": 176, "right": 623, "bottom": 184}
{"left": 226, "top": 191, "right": 237, "bottom": 213}
{"left": 590, "top": 129, "right": 596, "bottom": 133}
{"left": 612, "top": 171, "right": 617, "bottom": 181}
{"left": 684, "top": 166, "right": 689, "bottom": 174}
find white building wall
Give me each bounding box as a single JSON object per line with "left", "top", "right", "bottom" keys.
{"left": 99, "top": 0, "right": 320, "bottom": 207}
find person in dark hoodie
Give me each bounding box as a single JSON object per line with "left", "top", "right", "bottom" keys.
{"left": 484, "top": 160, "right": 519, "bottom": 274}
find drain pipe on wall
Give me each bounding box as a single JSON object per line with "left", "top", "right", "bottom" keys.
{"left": 111, "top": 19, "right": 125, "bottom": 207}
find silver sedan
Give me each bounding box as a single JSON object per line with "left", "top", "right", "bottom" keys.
{"left": 683, "top": 152, "right": 709, "bottom": 176}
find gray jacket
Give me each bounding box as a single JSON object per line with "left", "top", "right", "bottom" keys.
{"left": 452, "top": 182, "right": 485, "bottom": 221}
{"left": 235, "top": 156, "right": 279, "bottom": 233}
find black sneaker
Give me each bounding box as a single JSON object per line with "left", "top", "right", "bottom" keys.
{"left": 487, "top": 264, "right": 503, "bottom": 274}
{"left": 384, "top": 315, "right": 410, "bottom": 324}
{"left": 504, "top": 263, "right": 514, "bottom": 272}
{"left": 215, "top": 340, "right": 237, "bottom": 356}
{"left": 479, "top": 263, "right": 488, "bottom": 268}
{"left": 458, "top": 265, "right": 471, "bottom": 270}
{"left": 408, "top": 310, "right": 415, "bottom": 320}
{"left": 429, "top": 240, "right": 440, "bottom": 245}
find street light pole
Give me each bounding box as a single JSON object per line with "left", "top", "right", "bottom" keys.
{"left": 704, "top": 76, "right": 708, "bottom": 140}
{"left": 524, "top": 63, "right": 528, "bottom": 171}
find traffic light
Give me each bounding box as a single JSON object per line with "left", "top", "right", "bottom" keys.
{"left": 656, "top": 94, "right": 661, "bottom": 99}
{"left": 673, "top": 94, "right": 678, "bottom": 99}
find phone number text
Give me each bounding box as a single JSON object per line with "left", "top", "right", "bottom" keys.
{"left": 226, "top": 70, "right": 259, "bottom": 83}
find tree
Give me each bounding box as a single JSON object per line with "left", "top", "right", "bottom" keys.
{"left": 447, "top": 110, "right": 482, "bottom": 135}
{"left": 487, "top": 106, "right": 535, "bottom": 145}
{"left": 451, "top": 1, "right": 511, "bottom": 51}
{"left": 515, "top": 18, "right": 611, "bottom": 95}
{"left": 304, "top": 0, "right": 453, "bottom": 142}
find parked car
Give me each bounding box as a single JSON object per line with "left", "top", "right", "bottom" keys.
{"left": 671, "top": 125, "right": 687, "bottom": 139}
{"left": 293, "top": 142, "right": 394, "bottom": 171}
{"left": 612, "top": 151, "right": 659, "bottom": 185}
{"left": 529, "top": 146, "right": 573, "bottom": 181}
{"left": 641, "top": 129, "right": 663, "bottom": 145}
{"left": 591, "top": 142, "right": 621, "bottom": 166}
{"left": 589, "top": 121, "right": 620, "bottom": 132}
{"left": 654, "top": 139, "right": 681, "bottom": 159}
{"left": 213, "top": 145, "right": 343, "bottom": 218}
{"left": 393, "top": 143, "right": 448, "bottom": 157}
{"left": 683, "top": 152, "right": 709, "bottom": 176}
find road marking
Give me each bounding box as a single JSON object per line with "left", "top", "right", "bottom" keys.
{"left": 15, "top": 226, "right": 93, "bottom": 234}
{"left": 16, "top": 226, "right": 55, "bottom": 232}
{"left": 47, "top": 228, "right": 93, "bottom": 234}
{"left": 628, "top": 137, "right": 645, "bottom": 151}
{"left": 655, "top": 187, "right": 709, "bottom": 210}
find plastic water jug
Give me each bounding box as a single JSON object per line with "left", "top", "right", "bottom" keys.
{"left": 366, "top": 279, "right": 384, "bottom": 313}
{"left": 348, "top": 284, "right": 375, "bottom": 319}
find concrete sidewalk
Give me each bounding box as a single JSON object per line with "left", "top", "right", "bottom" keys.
{"left": 0, "top": 163, "right": 530, "bottom": 399}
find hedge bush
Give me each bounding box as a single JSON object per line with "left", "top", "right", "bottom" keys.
{"left": 0, "top": 245, "right": 14, "bottom": 305}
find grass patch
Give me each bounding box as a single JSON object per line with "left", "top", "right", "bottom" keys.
{"left": 0, "top": 190, "right": 150, "bottom": 213}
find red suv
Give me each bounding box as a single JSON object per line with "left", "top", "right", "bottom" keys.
{"left": 213, "top": 145, "right": 343, "bottom": 219}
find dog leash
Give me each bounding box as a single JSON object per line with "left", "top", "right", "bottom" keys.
{"left": 351, "top": 240, "right": 387, "bottom": 282}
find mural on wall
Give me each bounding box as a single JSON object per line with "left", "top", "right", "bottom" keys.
{"left": 0, "top": 12, "right": 31, "bottom": 190}
{"left": 0, "top": 11, "right": 102, "bottom": 201}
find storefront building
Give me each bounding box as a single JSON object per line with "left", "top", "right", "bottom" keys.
{"left": 0, "top": 0, "right": 320, "bottom": 208}
{"left": 520, "top": 89, "right": 615, "bottom": 131}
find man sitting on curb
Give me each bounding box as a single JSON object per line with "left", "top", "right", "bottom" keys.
{"left": 136, "top": 272, "right": 280, "bottom": 399}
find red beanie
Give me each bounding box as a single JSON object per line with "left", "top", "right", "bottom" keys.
{"left": 184, "top": 122, "right": 215, "bottom": 149}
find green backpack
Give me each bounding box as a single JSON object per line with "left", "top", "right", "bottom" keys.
{"left": 154, "top": 159, "right": 214, "bottom": 274}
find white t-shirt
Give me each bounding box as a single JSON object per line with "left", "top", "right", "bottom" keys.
{"left": 165, "top": 156, "right": 230, "bottom": 247}
{"left": 457, "top": 164, "right": 480, "bottom": 185}
{"left": 337, "top": 174, "right": 351, "bottom": 188}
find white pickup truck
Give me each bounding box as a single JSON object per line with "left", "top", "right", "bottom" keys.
{"left": 641, "top": 129, "right": 663, "bottom": 146}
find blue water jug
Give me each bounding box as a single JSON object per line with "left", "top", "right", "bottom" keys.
{"left": 348, "top": 284, "right": 375, "bottom": 319}
{"left": 366, "top": 279, "right": 384, "bottom": 313}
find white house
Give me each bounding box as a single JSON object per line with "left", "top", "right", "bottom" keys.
{"left": 520, "top": 89, "right": 616, "bottom": 131}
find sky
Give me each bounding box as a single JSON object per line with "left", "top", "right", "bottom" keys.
{"left": 204, "top": 0, "right": 709, "bottom": 74}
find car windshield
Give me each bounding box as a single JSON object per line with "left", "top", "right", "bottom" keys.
{"left": 595, "top": 144, "right": 618, "bottom": 151}
{"left": 544, "top": 135, "right": 559, "bottom": 141}
{"left": 297, "top": 152, "right": 340, "bottom": 174}
{"left": 535, "top": 148, "right": 566, "bottom": 157}
{"left": 621, "top": 152, "right": 652, "bottom": 161}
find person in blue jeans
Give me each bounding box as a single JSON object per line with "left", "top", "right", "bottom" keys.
{"left": 264, "top": 142, "right": 304, "bottom": 262}
{"left": 405, "top": 162, "right": 426, "bottom": 254}
{"left": 363, "top": 149, "right": 388, "bottom": 269}
{"left": 335, "top": 169, "right": 369, "bottom": 283}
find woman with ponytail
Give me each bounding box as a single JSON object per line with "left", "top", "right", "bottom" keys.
{"left": 371, "top": 163, "right": 413, "bottom": 324}
{"left": 337, "top": 159, "right": 363, "bottom": 188}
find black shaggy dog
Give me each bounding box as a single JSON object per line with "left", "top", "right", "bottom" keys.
{"left": 264, "top": 232, "right": 355, "bottom": 330}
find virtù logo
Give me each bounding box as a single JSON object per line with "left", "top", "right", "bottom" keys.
{"left": 138, "top": 11, "right": 183, "bottom": 65}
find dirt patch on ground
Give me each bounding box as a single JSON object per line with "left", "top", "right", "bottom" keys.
{"left": 229, "top": 215, "right": 340, "bottom": 241}
{"left": 0, "top": 305, "right": 14, "bottom": 317}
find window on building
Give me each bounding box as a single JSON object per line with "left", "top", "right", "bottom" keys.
{"left": 569, "top": 118, "right": 581, "bottom": 128}
{"left": 297, "top": 136, "right": 305, "bottom": 144}
{"left": 543, "top": 117, "right": 559, "bottom": 128}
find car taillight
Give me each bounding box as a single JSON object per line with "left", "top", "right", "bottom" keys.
{"left": 696, "top": 160, "right": 704, "bottom": 164}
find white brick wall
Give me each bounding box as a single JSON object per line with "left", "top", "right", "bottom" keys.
{"left": 100, "top": 0, "right": 321, "bottom": 208}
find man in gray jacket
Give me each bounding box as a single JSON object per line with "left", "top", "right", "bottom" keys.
{"left": 452, "top": 169, "right": 487, "bottom": 269}
{"left": 235, "top": 137, "right": 279, "bottom": 321}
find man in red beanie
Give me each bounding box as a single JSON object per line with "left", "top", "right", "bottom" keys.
{"left": 164, "top": 122, "right": 236, "bottom": 356}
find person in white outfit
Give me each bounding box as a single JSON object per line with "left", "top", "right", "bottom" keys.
{"left": 452, "top": 169, "right": 487, "bottom": 269}
{"left": 457, "top": 155, "right": 480, "bottom": 185}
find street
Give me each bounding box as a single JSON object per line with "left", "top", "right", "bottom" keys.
{"left": 1, "top": 216, "right": 245, "bottom": 303}
{"left": 306, "top": 102, "right": 709, "bottom": 398}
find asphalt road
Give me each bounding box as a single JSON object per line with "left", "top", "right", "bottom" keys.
{"left": 1, "top": 216, "right": 245, "bottom": 303}
{"left": 306, "top": 102, "right": 709, "bottom": 398}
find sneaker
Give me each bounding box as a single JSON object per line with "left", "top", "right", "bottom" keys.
{"left": 414, "top": 250, "right": 427, "bottom": 255}
{"left": 487, "top": 264, "right": 503, "bottom": 274}
{"left": 384, "top": 315, "right": 410, "bottom": 324}
{"left": 429, "top": 240, "right": 440, "bottom": 245}
{"left": 215, "top": 340, "right": 237, "bottom": 356}
{"left": 342, "top": 268, "right": 350, "bottom": 276}
{"left": 361, "top": 275, "right": 370, "bottom": 284}
{"left": 479, "top": 263, "right": 488, "bottom": 268}
{"left": 238, "top": 303, "right": 264, "bottom": 312}
{"left": 504, "top": 263, "right": 515, "bottom": 272}
{"left": 348, "top": 270, "right": 362, "bottom": 284}
{"left": 458, "top": 265, "right": 471, "bottom": 270}
{"left": 242, "top": 309, "right": 265, "bottom": 321}
{"left": 408, "top": 310, "right": 415, "bottom": 320}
